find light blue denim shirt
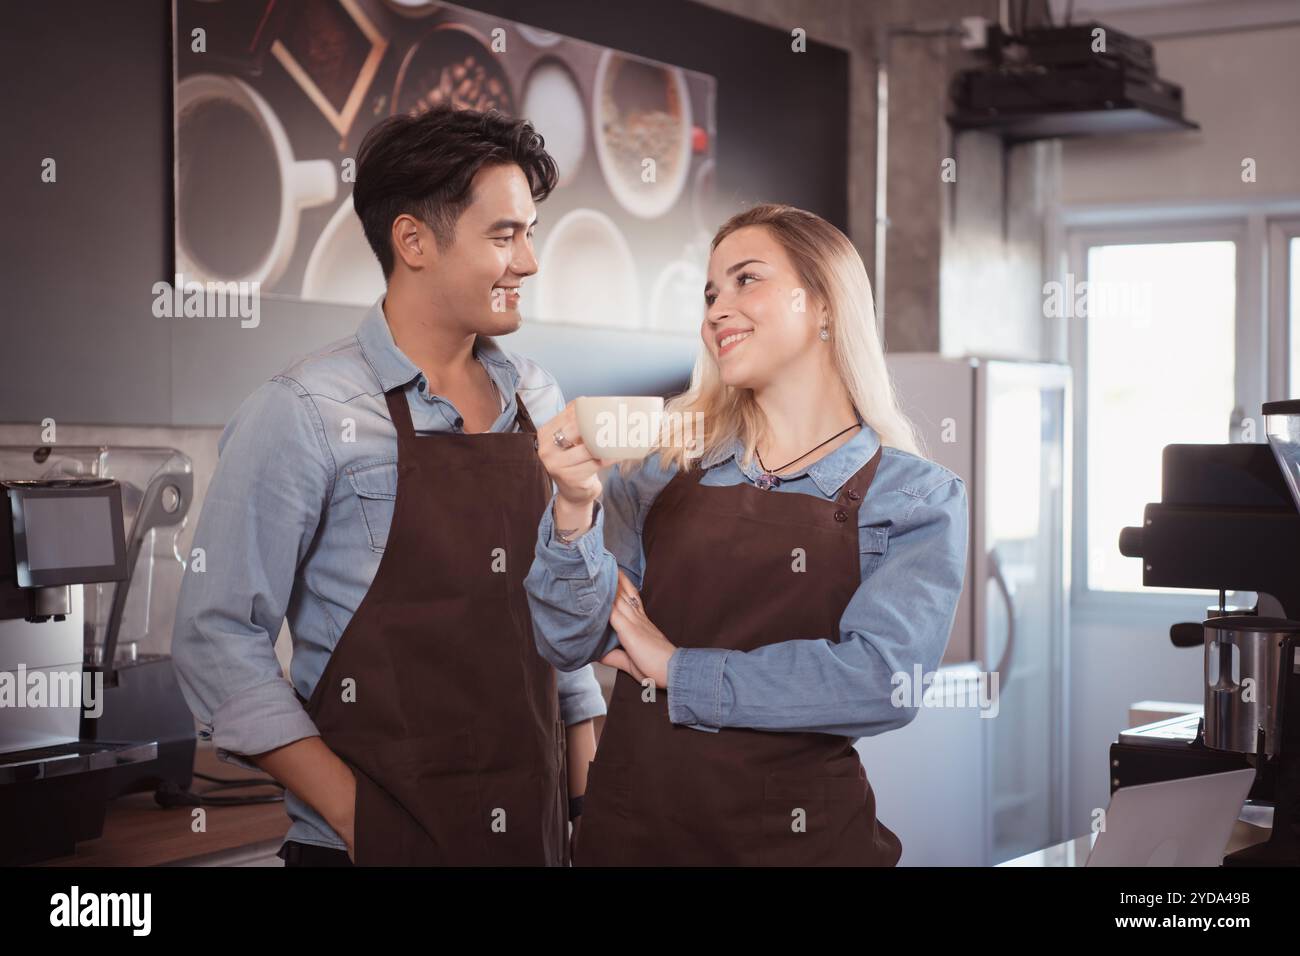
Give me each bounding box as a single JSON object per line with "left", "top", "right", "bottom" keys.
{"left": 523, "top": 423, "right": 968, "bottom": 739}
{"left": 171, "top": 296, "right": 606, "bottom": 852}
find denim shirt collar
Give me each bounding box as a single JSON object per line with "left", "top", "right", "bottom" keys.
{"left": 356, "top": 295, "right": 521, "bottom": 398}
{"left": 699, "top": 416, "right": 881, "bottom": 498}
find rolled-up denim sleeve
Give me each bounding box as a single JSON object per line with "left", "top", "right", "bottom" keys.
{"left": 667, "top": 476, "right": 969, "bottom": 738}
{"left": 519, "top": 372, "right": 609, "bottom": 719}
{"left": 171, "top": 375, "right": 333, "bottom": 771}
{"left": 556, "top": 664, "right": 606, "bottom": 725}
{"left": 524, "top": 455, "right": 673, "bottom": 671}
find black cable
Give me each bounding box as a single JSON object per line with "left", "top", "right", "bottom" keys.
{"left": 193, "top": 770, "right": 275, "bottom": 786}
{"left": 154, "top": 777, "right": 285, "bottom": 809}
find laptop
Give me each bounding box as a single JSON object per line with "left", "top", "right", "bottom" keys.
{"left": 1084, "top": 768, "right": 1258, "bottom": 866}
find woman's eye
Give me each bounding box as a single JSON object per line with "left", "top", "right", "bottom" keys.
{"left": 492, "top": 236, "right": 511, "bottom": 245}
{"left": 737, "top": 272, "right": 758, "bottom": 286}
{"left": 704, "top": 292, "right": 717, "bottom": 306}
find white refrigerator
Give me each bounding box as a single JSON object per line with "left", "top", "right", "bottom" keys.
{"left": 854, "top": 355, "right": 1071, "bottom": 865}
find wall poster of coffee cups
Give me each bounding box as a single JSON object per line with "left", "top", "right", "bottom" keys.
{"left": 172, "top": 0, "right": 719, "bottom": 334}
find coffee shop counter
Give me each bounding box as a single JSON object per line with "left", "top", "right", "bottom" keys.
{"left": 40, "top": 743, "right": 288, "bottom": 867}
{"left": 998, "top": 805, "right": 1274, "bottom": 866}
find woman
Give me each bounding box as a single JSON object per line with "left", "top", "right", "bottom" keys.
{"left": 524, "top": 203, "right": 969, "bottom": 866}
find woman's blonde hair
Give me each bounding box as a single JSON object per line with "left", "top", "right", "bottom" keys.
{"left": 636, "top": 203, "right": 925, "bottom": 473}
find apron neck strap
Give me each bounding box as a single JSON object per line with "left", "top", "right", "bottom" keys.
{"left": 385, "top": 387, "right": 418, "bottom": 443}
{"left": 512, "top": 393, "right": 538, "bottom": 433}
{"left": 837, "top": 445, "right": 883, "bottom": 506}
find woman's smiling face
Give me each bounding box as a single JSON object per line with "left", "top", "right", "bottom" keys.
{"left": 702, "top": 225, "right": 823, "bottom": 389}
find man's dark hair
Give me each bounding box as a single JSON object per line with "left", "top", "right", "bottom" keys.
{"left": 353, "top": 107, "right": 559, "bottom": 278}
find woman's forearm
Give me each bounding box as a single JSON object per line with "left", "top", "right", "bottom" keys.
{"left": 552, "top": 496, "right": 595, "bottom": 540}
{"left": 524, "top": 497, "right": 622, "bottom": 669}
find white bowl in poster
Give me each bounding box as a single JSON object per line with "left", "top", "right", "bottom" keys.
{"left": 536, "top": 209, "right": 640, "bottom": 328}
{"left": 593, "top": 50, "right": 693, "bottom": 220}
{"left": 521, "top": 58, "right": 586, "bottom": 188}
{"left": 649, "top": 259, "right": 707, "bottom": 334}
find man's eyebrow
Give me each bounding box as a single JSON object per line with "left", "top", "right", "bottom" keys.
{"left": 704, "top": 258, "right": 767, "bottom": 293}
{"left": 486, "top": 216, "right": 539, "bottom": 232}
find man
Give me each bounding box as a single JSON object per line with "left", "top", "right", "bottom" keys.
{"left": 171, "top": 106, "right": 605, "bottom": 866}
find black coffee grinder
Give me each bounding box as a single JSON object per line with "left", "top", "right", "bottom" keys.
{"left": 1114, "top": 399, "right": 1300, "bottom": 866}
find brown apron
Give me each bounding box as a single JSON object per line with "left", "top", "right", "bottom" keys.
{"left": 575, "top": 445, "right": 900, "bottom": 866}
{"left": 299, "top": 386, "right": 569, "bottom": 866}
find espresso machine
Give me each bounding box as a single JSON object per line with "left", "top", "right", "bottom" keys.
{"left": 0, "top": 446, "right": 197, "bottom": 864}
{"left": 1114, "top": 400, "right": 1300, "bottom": 866}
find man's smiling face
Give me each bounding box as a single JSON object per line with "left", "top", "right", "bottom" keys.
{"left": 424, "top": 162, "right": 540, "bottom": 337}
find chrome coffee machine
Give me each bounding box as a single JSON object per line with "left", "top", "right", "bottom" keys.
{"left": 0, "top": 446, "right": 197, "bottom": 864}
{"left": 1115, "top": 400, "right": 1300, "bottom": 866}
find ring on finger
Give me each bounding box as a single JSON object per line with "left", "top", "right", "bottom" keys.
{"left": 553, "top": 430, "right": 575, "bottom": 450}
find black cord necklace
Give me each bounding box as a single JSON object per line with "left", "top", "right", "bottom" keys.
{"left": 754, "top": 423, "right": 861, "bottom": 490}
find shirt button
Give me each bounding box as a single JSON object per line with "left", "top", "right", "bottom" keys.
{"left": 847, "top": 489, "right": 860, "bottom": 501}
{"left": 532, "top": 437, "right": 540, "bottom": 450}
{"left": 834, "top": 509, "right": 848, "bottom": 522}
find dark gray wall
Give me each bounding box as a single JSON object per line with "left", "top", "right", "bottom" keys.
{"left": 1, "top": 0, "right": 849, "bottom": 427}
{"left": 2, "top": 0, "right": 175, "bottom": 426}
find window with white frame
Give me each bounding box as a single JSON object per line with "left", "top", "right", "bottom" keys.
{"left": 1066, "top": 214, "right": 1295, "bottom": 599}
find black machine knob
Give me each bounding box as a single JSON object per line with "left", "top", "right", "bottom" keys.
{"left": 1169, "top": 623, "right": 1203, "bottom": 648}
{"left": 1118, "top": 526, "right": 1144, "bottom": 558}
{"left": 1170, "top": 602, "right": 1260, "bottom": 647}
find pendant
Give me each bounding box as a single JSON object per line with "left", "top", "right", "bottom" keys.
{"left": 755, "top": 473, "right": 780, "bottom": 491}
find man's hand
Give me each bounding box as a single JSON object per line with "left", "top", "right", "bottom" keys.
{"left": 606, "top": 571, "right": 675, "bottom": 688}
{"left": 250, "top": 737, "right": 358, "bottom": 862}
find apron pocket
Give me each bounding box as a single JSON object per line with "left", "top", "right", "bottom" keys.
{"left": 361, "top": 730, "right": 482, "bottom": 864}
{"left": 584, "top": 758, "right": 632, "bottom": 799}
{"left": 350, "top": 763, "right": 421, "bottom": 866}
{"left": 478, "top": 768, "right": 566, "bottom": 865}
{"left": 759, "top": 773, "right": 870, "bottom": 866}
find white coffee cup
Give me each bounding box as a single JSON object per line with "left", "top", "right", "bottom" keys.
{"left": 176, "top": 73, "right": 337, "bottom": 288}
{"left": 575, "top": 396, "right": 665, "bottom": 460}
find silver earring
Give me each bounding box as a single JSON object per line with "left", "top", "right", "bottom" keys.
{"left": 819, "top": 327, "right": 830, "bottom": 341}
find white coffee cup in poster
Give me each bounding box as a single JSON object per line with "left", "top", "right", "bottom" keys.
{"left": 176, "top": 74, "right": 337, "bottom": 288}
